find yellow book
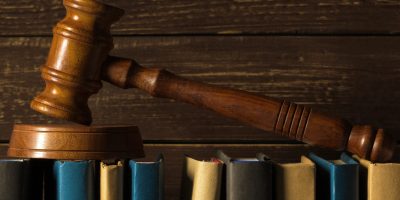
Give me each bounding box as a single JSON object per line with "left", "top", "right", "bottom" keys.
{"left": 100, "top": 161, "right": 124, "bottom": 200}
{"left": 274, "top": 156, "right": 316, "bottom": 200}
{"left": 180, "top": 156, "right": 223, "bottom": 200}
{"left": 356, "top": 157, "right": 400, "bottom": 200}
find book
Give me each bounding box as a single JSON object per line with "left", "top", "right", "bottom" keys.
{"left": 217, "top": 151, "right": 273, "bottom": 200}
{"left": 130, "top": 154, "right": 164, "bottom": 200}
{"left": 0, "top": 159, "right": 40, "bottom": 200}
{"left": 100, "top": 160, "right": 124, "bottom": 200}
{"left": 274, "top": 156, "right": 316, "bottom": 200}
{"left": 308, "top": 153, "right": 359, "bottom": 200}
{"left": 53, "top": 160, "right": 95, "bottom": 200}
{"left": 180, "top": 155, "right": 223, "bottom": 200}
{"left": 355, "top": 156, "right": 400, "bottom": 200}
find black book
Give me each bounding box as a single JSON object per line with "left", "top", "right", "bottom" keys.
{"left": 217, "top": 151, "right": 273, "bottom": 200}
{"left": 0, "top": 159, "right": 43, "bottom": 200}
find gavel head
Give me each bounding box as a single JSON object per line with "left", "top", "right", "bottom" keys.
{"left": 31, "top": 0, "right": 124, "bottom": 125}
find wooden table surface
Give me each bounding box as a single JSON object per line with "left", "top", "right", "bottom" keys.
{"left": 0, "top": 0, "right": 399, "bottom": 198}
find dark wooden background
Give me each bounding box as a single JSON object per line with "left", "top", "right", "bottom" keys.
{"left": 0, "top": 0, "right": 400, "bottom": 198}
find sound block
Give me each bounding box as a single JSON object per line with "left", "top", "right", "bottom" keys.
{"left": 7, "top": 124, "right": 144, "bottom": 160}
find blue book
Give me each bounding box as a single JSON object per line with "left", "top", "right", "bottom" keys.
{"left": 308, "top": 153, "right": 359, "bottom": 200}
{"left": 129, "top": 155, "right": 164, "bottom": 200}
{"left": 53, "top": 160, "right": 95, "bottom": 200}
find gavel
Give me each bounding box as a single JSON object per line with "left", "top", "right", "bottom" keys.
{"left": 29, "top": 0, "right": 395, "bottom": 162}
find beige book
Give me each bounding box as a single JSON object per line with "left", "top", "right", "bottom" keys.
{"left": 181, "top": 156, "right": 223, "bottom": 200}
{"left": 100, "top": 161, "right": 124, "bottom": 200}
{"left": 274, "top": 156, "right": 316, "bottom": 200}
{"left": 356, "top": 157, "right": 400, "bottom": 200}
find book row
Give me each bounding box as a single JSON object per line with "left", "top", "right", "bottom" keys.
{"left": 0, "top": 151, "right": 399, "bottom": 200}
{"left": 0, "top": 155, "right": 163, "bottom": 200}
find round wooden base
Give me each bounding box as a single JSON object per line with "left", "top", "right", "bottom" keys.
{"left": 7, "top": 124, "right": 145, "bottom": 160}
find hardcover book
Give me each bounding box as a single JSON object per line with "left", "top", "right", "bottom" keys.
{"left": 130, "top": 155, "right": 164, "bottom": 200}
{"left": 308, "top": 153, "right": 359, "bottom": 200}
{"left": 274, "top": 156, "right": 316, "bottom": 200}
{"left": 217, "top": 151, "right": 273, "bottom": 200}
{"left": 100, "top": 160, "right": 124, "bottom": 200}
{"left": 355, "top": 157, "right": 400, "bottom": 200}
{"left": 180, "top": 155, "right": 223, "bottom": 200}
{"left": 53, "top": 160, "right": 95, "bottom": 200}
{"left": 0, "top": 159, "right": 37, "bottom": 200}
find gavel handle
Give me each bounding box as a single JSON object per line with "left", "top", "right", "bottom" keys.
{"left": 102, "top": 56, "right": 395, "bottom": 162}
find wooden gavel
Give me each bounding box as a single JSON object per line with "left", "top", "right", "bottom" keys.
{"left": 30, "top": 0, "right": 395, "bottom": 162}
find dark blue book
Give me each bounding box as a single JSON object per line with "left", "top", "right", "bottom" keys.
{"left": 129, "top": 155, "right": 164, "bottom": 200}
{"left": 308, "top": 153, "right": 359, "bottom": 200}
{"left": 53, "top": 160, "right": 95, "bottom": 200}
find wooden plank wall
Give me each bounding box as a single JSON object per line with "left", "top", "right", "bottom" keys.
{"left": 1, "top": 0, "right": 400, "bottom": 198}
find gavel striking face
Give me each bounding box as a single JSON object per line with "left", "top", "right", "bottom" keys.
{"left": 30, "top": 0, "right": 395, "bottom": 162}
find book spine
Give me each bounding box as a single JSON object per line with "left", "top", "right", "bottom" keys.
{"left": 227, "top": 162, "right": 273, "bottom": 200}
{"left": 181, "top": 156, "right": 223, "bottom": 200}
{"left": 355, "top": 157, "right": 400, "bottom": 200}
{"left": 333, "top": 164, "right": 359, "bottom": 200}
{"left": 54, "top": 160, "right": 95, "bottom": 200}
{"left": 0, "top": 159, "right": 31, "bottom": 200}
{"left": 309, "top": 153, "right": 359, "bottom": 200}
{"left": 217, "top": 151, "right": 273, "bottom": 200}
{"left": 100, "top": 161, "right": 124, "bottom": 200}
{"left": 130, "top": 157, "right": 163, "bottom": 200}
{"left": 274, "top": 156, "right": 316, "bottom": 200}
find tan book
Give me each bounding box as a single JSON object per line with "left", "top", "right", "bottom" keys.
{"left": 356, "top": 157, "right": 400, "bottom": 200}
{"left": 180, "top": 156, "right": 223, "bottom": 200}
{"left": 100, "top": 161, "right": 124, "bottom": 200}
{"left": 274, "top": 156, "right": 316, "bottom": 200}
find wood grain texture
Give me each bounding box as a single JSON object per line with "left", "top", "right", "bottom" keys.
{"left": 35, "top": 0, "right": 390, "bottom": 162}
{"left": 1, "top": 0, "right": 397, "bottom": 198}
{"left": 1, "top": 0, "right": 400, "bottom": 36}
{"left": 104, "top": 58, "right": 394, "bottom": 161}
{"left": 29, "top": 0, "right": 124, "bottom": 125}
{"left": 1, "top": 36, "right": 400, "bottom": 142}
{"left": 8, "top": 124, "right": 144, "bottom": 160}
{"left": 1, "top": 143, "right": 400, "bottom": 199}
{"left": 0, "top": 144, "right": 6, "bottom": 158}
